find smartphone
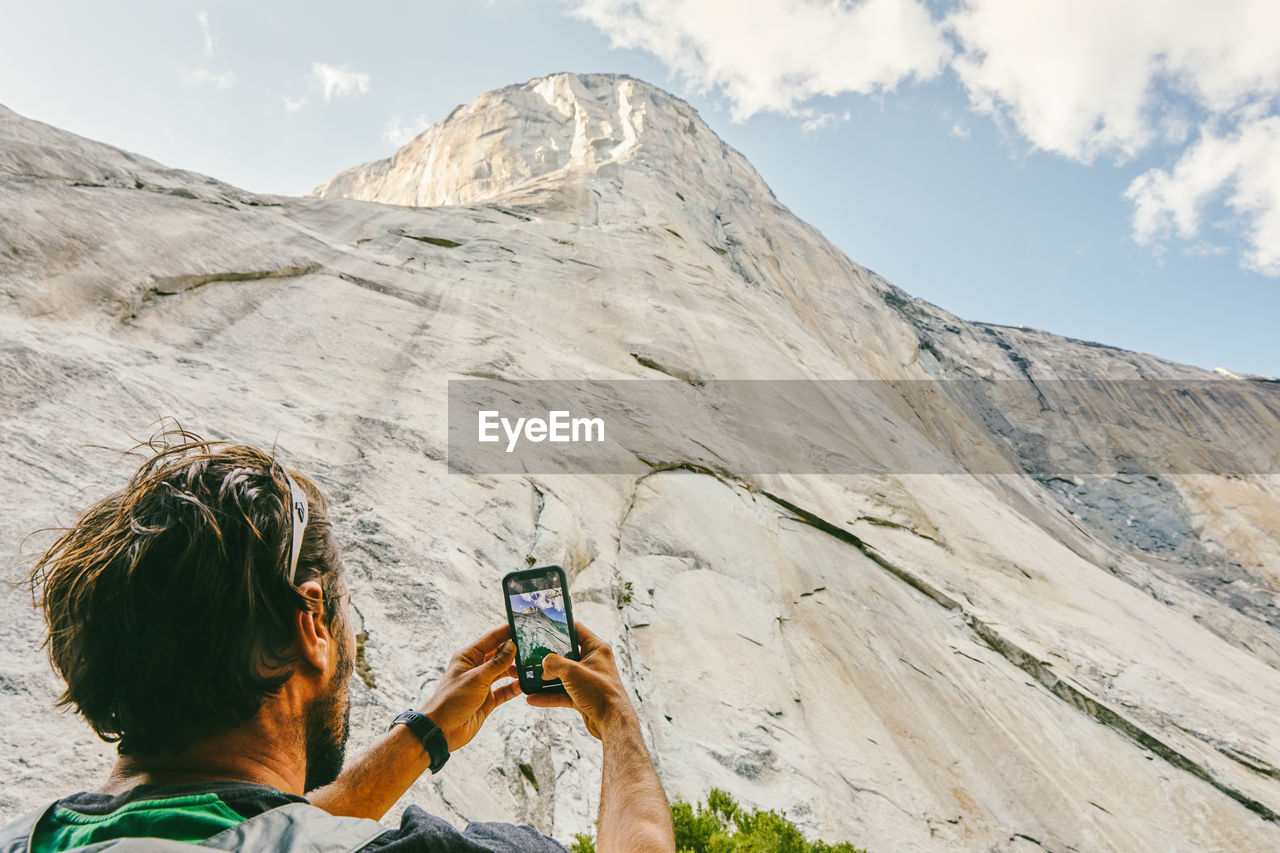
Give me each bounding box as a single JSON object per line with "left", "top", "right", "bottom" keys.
{"left": 503, "top": 565, "right": 580, "bottom": 694}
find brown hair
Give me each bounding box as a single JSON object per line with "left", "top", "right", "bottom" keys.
{"left": 26, "top": 423, "right": 344, "bottom": 755}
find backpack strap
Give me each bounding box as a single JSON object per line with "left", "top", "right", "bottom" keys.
{"left": 39, "top": 841, "right": 210, "bottom": 852}
{"left": 0, "top": 800, "right": 59, "bottom": 853}
{"left": 0, "top": 800, "right": 385, "bottom": 853}
{"left": 198, "top": 802, "right": 387, "bottom": 852}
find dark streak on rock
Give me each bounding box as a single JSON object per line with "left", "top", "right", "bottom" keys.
{"left": 391, "top": 229, "right": 463, "bottom": 248}
{"left": 335, "top": 271, "right": 439, "bottom": 310}
{"left": 632, "top": 462, "right": 1280, "bottom": 826}
{"left": 630, "top": 352, "right": 704, "bottom": 386}
{"left": 137, "top": 264, "right": 319, "bottom": 312}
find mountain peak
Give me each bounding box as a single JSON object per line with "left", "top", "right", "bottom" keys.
{"left": 309, "top": 71, "right": 774, "bottom": 208}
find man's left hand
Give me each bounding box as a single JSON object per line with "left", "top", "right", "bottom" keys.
{"left": 420, "top": 625, "right": 521, "bottom": 751}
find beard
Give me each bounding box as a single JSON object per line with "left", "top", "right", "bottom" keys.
{"left": 303, "top": 618, "right": 354, "bottom": 792}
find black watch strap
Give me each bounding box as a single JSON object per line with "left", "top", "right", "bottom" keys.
{"left": 389, "top": 709, "right": 450, "bottom": 774}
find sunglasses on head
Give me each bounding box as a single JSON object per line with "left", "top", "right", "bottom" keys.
{"left": 282, "top": 467, "right": 309, "bottom": 585}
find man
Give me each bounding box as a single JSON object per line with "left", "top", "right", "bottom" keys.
{"left": 1, "top": 428, "right": 675, "bottom": 852}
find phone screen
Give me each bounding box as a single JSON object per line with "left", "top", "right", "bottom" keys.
{"left": 504, "top": 566, "right": 577, "bottom": 692}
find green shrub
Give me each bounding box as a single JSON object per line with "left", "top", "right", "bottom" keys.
{"left": 569, "top": 789, "right": 867, "bottom": 853}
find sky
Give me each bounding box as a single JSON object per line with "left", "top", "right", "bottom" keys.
{"left": 2, "top": 0, "right": 1277, "bottom": 376}
{"left": 511, "top": 590, "right": 567, "bottom": 622}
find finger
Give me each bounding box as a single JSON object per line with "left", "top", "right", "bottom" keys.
{"left": 541, "top": 652, "right": 582, "bottom": 680}
{"left": 480, "top": 640, "right": 517, "bottom": 682}
{"left": 492, "top": 679, "right": 522, "bottom": 706}
{"left": 525, "top": 692, "right": 575, "bottom": 709}
{"left": 457, "top": 625, "right": 512, "bottom": 666}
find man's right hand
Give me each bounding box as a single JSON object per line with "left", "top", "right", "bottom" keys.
{"left": 529, "top": 622, "right": 636, "bottom": 739}
{"left": 533, "top": 621, "right": 677, "bottom": 851}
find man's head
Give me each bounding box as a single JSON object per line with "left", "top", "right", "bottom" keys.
{"left": 28, "top": 425, "right": 356, "bottom": 790}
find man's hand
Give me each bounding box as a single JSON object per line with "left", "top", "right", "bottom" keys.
{"left": 528, "top": 623, "right": 636, "bottom": 739}
{"left": 308, "top": 625, "right": 520, "bottom": 820}
{"left": 421, "top": 625, "right": 521, "bottom": 751}
{"left": 530, "top": 622, "right": 675, "bottom": 852}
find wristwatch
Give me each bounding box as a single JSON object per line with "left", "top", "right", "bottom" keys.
{"left": 389, "top": 709, "right": 450, "bottom": 774}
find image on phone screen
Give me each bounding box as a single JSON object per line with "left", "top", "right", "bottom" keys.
{"left": 504, "top": 566, "right": 577, "bottom": 691}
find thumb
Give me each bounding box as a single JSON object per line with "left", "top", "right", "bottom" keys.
{"left": 541, "top": 652, "right": 576, "bottom": 679}
{"left": 483, "top": 640, "right": 516, "bottom": 678}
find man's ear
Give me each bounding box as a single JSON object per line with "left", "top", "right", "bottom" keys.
{"left": 294, "top": 579, "right": 331, "bottom": 673}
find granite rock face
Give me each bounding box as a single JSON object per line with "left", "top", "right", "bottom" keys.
{"left": 2, "top": 73, "right": 1280, "bottom": 851}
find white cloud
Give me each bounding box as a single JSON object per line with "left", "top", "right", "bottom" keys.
{"left": 800, "top": 109, "right": 851, "bottom": 133}
{"left": 283, "top": 63, "right": 370, "bottom": 113}
{"left": 186, "top": 67, "right": 236, "bottom": 89}
{"left": 1183, "top": 241, "right": 1229, "bottom": 259}
{"left": 383, "top": 114, "right": 432, "bottom": 147}
{"left": 948, "top": 0, "right": 1280, "bottom": 275}
{"left": 1127, "top": 111, "right": 1280, "bottom": 275}
{"left": 568, "top": 0, "right": 1280, "bottom": 276}
{"left": 514, "top": 589, "right": 564, "bottom": 613}
{"left": 188, "top": 12, "right": 234, "bottom": 89}
{"left": 947, "top": 0, "right": 1280, "bottom": 163}
{"left": 197, "top": 11, "right": 214, "bottom": 59}
{"left": 566, "top": 0, "right": 951, "bottom": 122}
{"left": 312, "top": 62, "right": 370, "bottom": 102}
